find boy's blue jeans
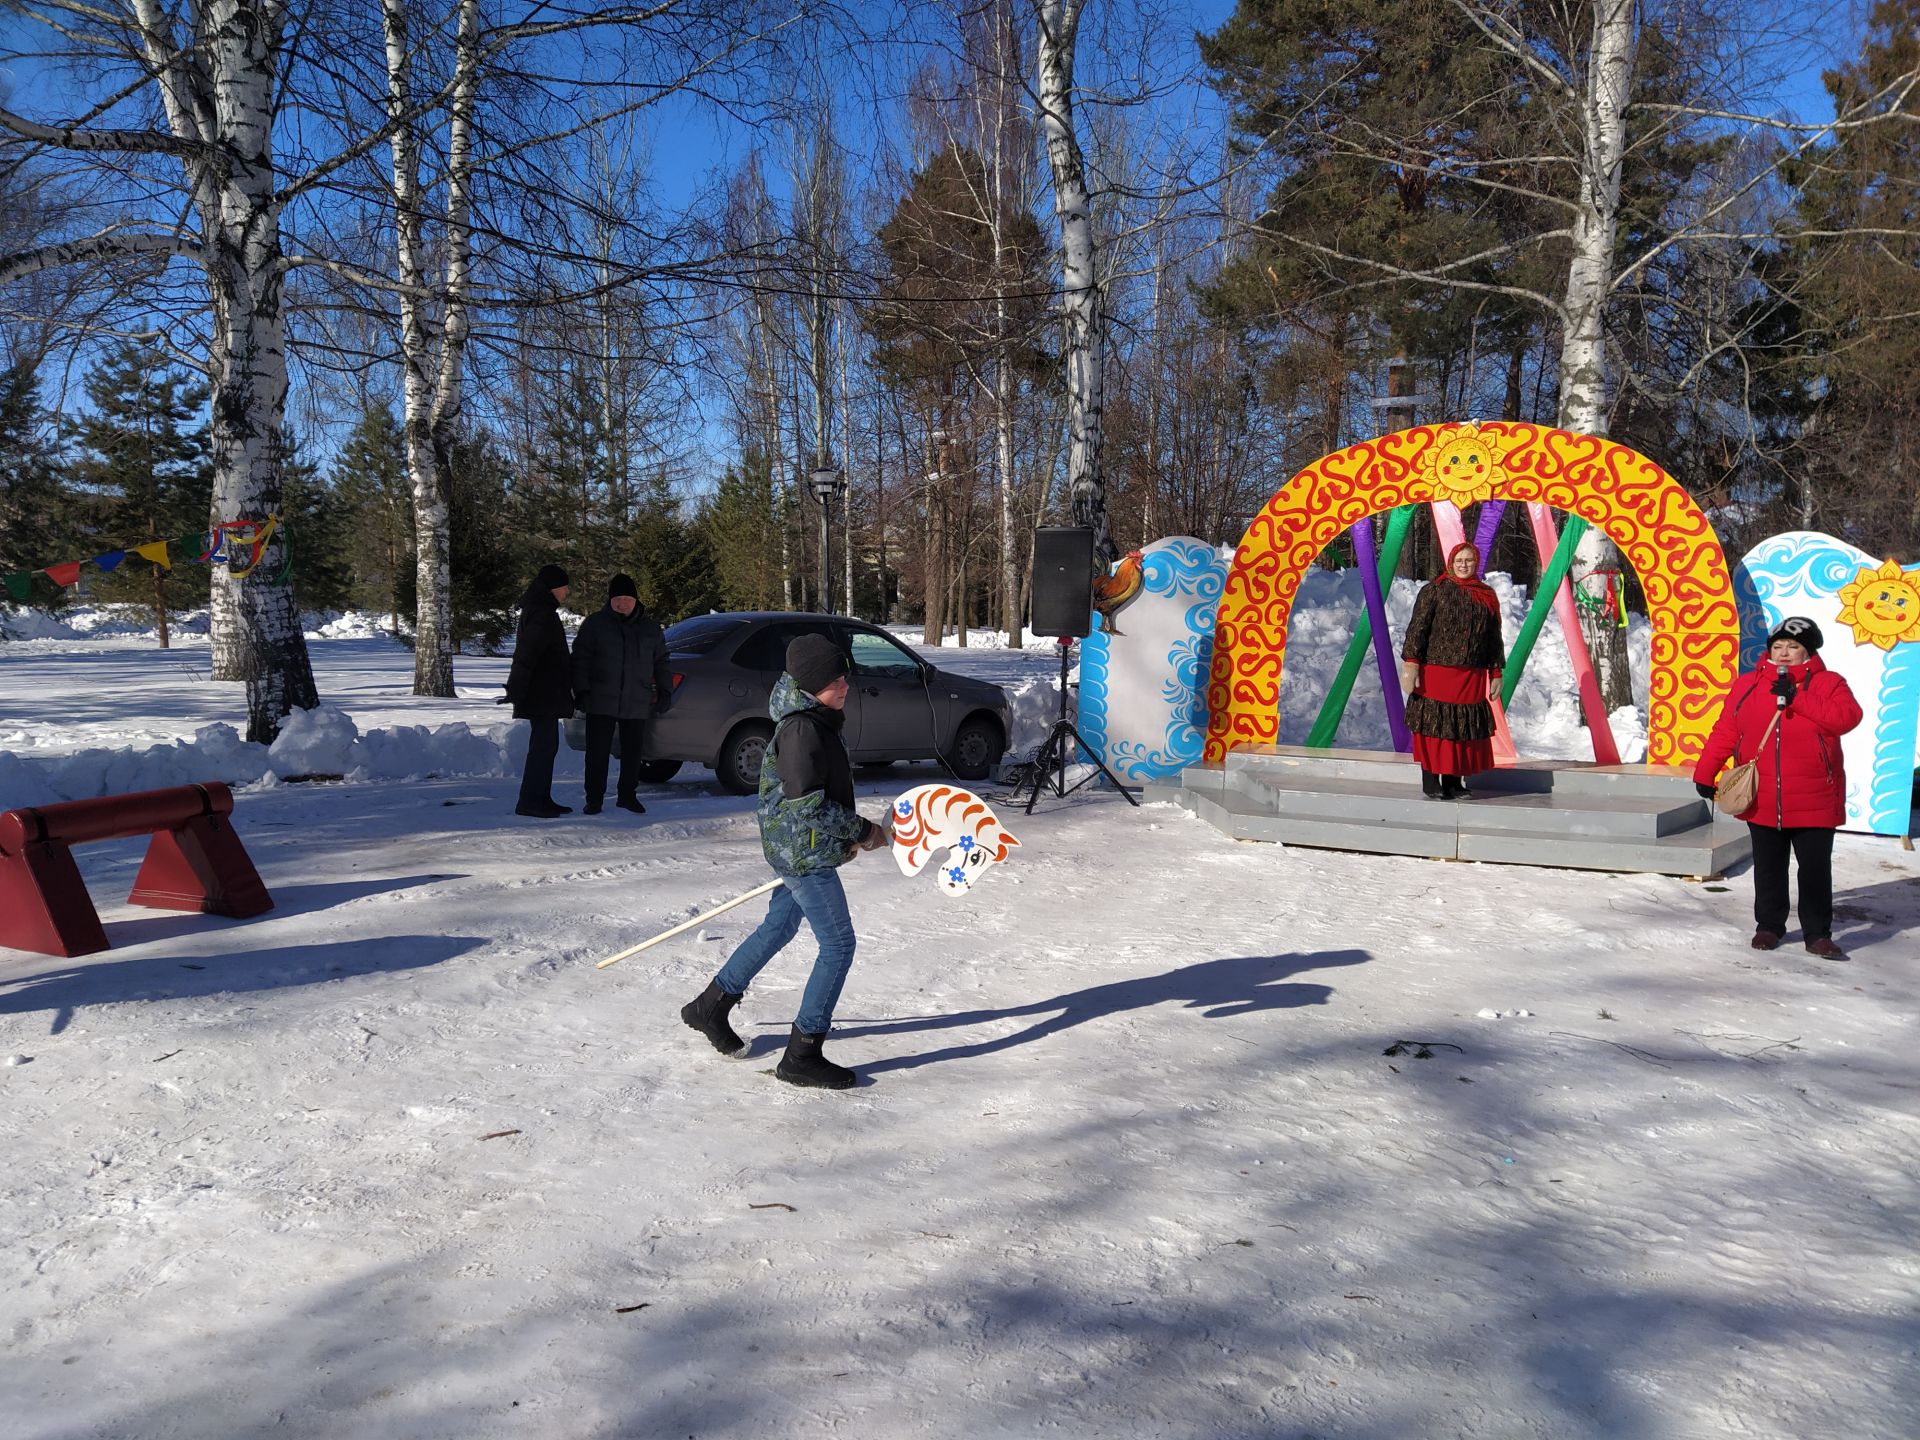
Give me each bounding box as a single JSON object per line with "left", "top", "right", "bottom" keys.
{"left": 714, "top": 870, "right": 856, "bottom": 1035}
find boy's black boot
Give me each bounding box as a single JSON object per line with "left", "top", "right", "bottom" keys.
{"left": 680, "top": 981, "right": 746, "bottom": 1056}
{"left": 775, "top": 1027, "right": 856, "bottom": 1090}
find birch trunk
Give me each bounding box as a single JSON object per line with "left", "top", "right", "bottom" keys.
{"left": 422, "top": 0, "right": 482, "bottom": 695}
{"left": 1556, "top": 0, "right": 1636, "bottom": 710}
{"left": 1033, "top": 0, "right": 1111, "bottom": 561}
{"left": 187, "top": 0, "right": 319, "bottom": 735}
{"left": 995, "top": 345, "right": 1020, "bottom": 639}
{"left": 382, "top": 0, "right": 461, "bottom": 698}
{"left": 924, "top": 426, "right": 949, "bottom": 641}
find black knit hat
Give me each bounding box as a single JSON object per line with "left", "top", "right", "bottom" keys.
{"left": 608, "top": 573, "right": 637, "bottom": 600}
{"left": 786, "top": 632, "right": 850, "bottom": 694}
{"left": 534, "top": 563, "right": 570, "bottom": 591}
{"left": 1767, "top": 615, "right": 1824, "bottom": 654}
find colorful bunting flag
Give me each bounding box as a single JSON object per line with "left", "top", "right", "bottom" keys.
{"left": 7, "top": 518, "right": 281, "bottom": 597}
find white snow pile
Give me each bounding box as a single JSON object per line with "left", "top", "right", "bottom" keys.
{"left": 303, "top": 610, "right": 403, "bottom": 641}
{"left": 1277, "top": 567, "right": 1652, "bottom": 761}
{"left": 0, "top": 604, "right": 212, "bottom": 643}
{"left": 0, "top": 703, "right": 520, "bottom": 808}
{"left": 888, "top": 624, "right": 1062, "bottom": 652}
{"left": 0, "top": 721, "right": 272, "bottom": 807}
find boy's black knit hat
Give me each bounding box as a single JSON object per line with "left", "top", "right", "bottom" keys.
{"left": 786, "top": 633, "right": 850, "bottom": 693}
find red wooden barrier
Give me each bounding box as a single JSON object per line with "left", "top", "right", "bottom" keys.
{"left": 0, "top": 782, "right": 273, "bottom": 958}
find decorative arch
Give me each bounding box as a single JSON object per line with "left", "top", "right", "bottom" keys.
{"left": 1203, "top": 422, "right": 1737, "bottom": 767}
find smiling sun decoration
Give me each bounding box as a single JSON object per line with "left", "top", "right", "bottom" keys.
{"left": 1423, "top": 431, "right": 1504, "bottom": 506}
{"left": 1836, "top": 558, "right": 1920, "bottom": 651}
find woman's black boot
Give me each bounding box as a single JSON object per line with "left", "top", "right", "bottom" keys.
{"left": 775, "top": 1027, "right": 856, "bottom": 1090}
{"left": 1440, "top": 774, "right": 1467, "bottom": 800}
{"left": 680, "top": 981, "right": 747, "bottom": 1056}
{"left": 1421, "top": 769, "right": 1444, "bottom": 801}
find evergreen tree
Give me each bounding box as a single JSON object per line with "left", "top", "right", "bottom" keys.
{"left": 331, "top": 404, "right": 412, "bottom": 634}
{"left": 445, "top": 429, "right": 526, "bottom": 652}
{"left": 702, "top": 448, "right": 783, "bottom": 610}
{"left": 1767, "top": 0, "right": 1920, "bottom": 554}
{"left": 621, "top": 465, "right": 718, "bottom": 624}
{"left": 519, "top": 366, "right": 619, "bottom": 585}
{"left": 0, "top": 357, "right": 78, "bottom": 609}
{"left": 280, "top": 430, "right": 356, "bottom": 615}
{"left": 70, "top": 343, "right": 211, "bottom": 643}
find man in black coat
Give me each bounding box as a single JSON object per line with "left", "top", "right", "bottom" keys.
{"left": 570, "top": 573, "right": 673, "bottom": 815}
{"left": 505, "top": 562, "right": 575, "bottom": 818}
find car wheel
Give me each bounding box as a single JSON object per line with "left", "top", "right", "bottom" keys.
{"left": 945, "top": 715, "right": 1003, "bottom": 782}
{"left": 635, "top": 759, "right": 682, "bottom": 784}
{"left": 716, "top": 722, "right": 774, "bottom": 795}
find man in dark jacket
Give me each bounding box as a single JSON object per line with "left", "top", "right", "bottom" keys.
{"left": 505, "top": 563, "right": 575, "bottom": 818}
{"left": 570, "top": 573, "right": 673, "bottom": 815}
{"left": 681, "top": 633, "right": 888, "bottom": 1089}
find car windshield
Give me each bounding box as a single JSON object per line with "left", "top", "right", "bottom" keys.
{"left": 664, "top": 614, "right": 747, "bottom": 656}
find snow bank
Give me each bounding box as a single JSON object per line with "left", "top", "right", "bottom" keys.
{"left": 888, "top": 625, "right": 1061, "bottom": 653}
{"left": 0, "top": 604, "right": 212, "bottom": 643}
{"left": 0, "top": 703, "right": 521, "bottom": 809}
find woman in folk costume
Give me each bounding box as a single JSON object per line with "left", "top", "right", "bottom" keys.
{"left": 1399, "top": 542, "right": 1506, "bottom": 800}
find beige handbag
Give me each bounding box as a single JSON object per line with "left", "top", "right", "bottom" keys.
{"left": 1714, "top": 710, "right": 1781, "bottom": 817}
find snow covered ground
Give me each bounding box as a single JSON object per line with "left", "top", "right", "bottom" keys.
{"left": 3, "top": 613, "right": 1918, "bottom": 1439}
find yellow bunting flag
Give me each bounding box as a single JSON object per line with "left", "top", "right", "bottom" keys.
{"left": 135, "top": 540, "right": 171, "bottom": 568}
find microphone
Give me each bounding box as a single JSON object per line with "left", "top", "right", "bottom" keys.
{"left": 1775, "top": 663, "right": 1790, "bottom": 709}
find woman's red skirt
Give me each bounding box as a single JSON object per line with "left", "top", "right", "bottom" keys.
{"left": 1409, "top": 663, "right": 1495, "bottom": 775}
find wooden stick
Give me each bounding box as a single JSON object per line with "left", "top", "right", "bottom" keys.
{"left": 596, "top": 879, "right": 782, "bottom": 969}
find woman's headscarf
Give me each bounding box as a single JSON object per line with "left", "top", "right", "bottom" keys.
{"left": 1443, "top": 542, "right": 1502, "bottom": 618}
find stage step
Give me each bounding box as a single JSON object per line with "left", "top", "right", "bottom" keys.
{"left": 1154, "top": 746, "right": 1752, "bottom": 877}
{"left": 1156, "top": 777, "right": 1460, "bottom": 859}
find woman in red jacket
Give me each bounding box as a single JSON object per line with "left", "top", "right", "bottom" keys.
{"left": 1692, "top": 616, "right": 1863, "bottom": 958}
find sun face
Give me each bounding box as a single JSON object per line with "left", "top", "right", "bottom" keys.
{"left": 1836, "top": 558, "right": 1920, "bottom": 650}
{"left": 1424, "top": 433, "right": 1502, "bottom": 505}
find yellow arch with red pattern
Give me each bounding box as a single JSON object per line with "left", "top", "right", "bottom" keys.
{"left": 1203, "top": 422, "right": 1737, "bottom": 768}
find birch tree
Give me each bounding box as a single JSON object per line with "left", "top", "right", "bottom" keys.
{"left": 1, "top": 0, "right": 319, "bottom": 739}
{"left": 382, "top": 0, "right": 479, "bottom": 698}
{"left": 1033, "top": 0, "right": 1112, "bottom": 560}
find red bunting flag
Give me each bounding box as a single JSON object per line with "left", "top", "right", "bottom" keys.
{"left": 43, "top": 561, "right": 82, "bottom": 588}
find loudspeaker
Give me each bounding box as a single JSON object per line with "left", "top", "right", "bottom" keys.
{"left": 1031, "top": 526, "right": 1096, "bottom": 639}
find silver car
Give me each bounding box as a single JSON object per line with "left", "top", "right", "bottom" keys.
{"left": 568, "top": 612, "right": 1013, "bottom": 795}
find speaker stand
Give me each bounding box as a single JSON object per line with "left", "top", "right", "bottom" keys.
{"left": 1020, "top": 638, "right": 1141, "bottom": 815}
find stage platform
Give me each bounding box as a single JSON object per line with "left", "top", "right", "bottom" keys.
{"left": 1145, "top": 745, "right": 1753, "bottom": 877}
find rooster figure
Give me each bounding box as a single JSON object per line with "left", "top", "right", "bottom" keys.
{"left": 1091, "top": 549, "right": 1146, "bottom": 636}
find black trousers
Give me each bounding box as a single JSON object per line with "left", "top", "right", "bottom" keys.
{"left": 518, "top": 717, "right": 560, "bottom": 807}
{"left": 583, "top": 714, "right": 648, "bottom": 802}
{"left": 1746, "top": 824, "right": 1835, "bottom": 940}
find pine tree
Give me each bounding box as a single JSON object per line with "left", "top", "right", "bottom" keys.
{"left": 510, "top": 365, "right": 619, "bottom": 591}
{"left": 280, "top": 430, "right": 356, "bottom": 615}
{"left": 331, "top": 404, "right": 413, "bottom": 635}
{"left": 1769, "top": 0, "right": 1920, "bottom": 553}
{"left": 70, "top": 343, "right": 211, "bottom": 645}
{"left": 703, "top": 449, "right": 783, "bottom": 610}
{"left": 0, "top": 357, "right": 78, "bottom": 609}
{"left": 621, "top": 465, "right": 718, "bottom": 624}
{"left": 445, "top": 429, "right": 527, "bottom": 652}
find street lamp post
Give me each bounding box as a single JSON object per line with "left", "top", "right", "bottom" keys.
{"left": 810, "top": 463, "right": 845, "bottom": 614}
